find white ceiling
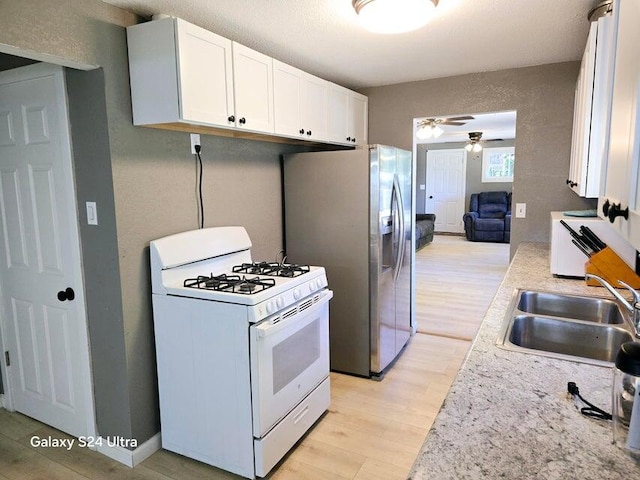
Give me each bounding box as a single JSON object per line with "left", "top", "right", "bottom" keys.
{"left": 101, "top": 0, "right": 597, "bottom": 89}
{"left": 417, "top": 110, "right": 517, "bottom": 144}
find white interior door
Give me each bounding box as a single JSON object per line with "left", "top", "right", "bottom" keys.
{"left": 0, "top": 63, "right": 95, "bottom": 438}
{"left": 425, "top": 149, "right": 466, "bottom": 233}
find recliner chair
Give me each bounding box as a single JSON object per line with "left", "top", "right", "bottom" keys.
{"left": 463, "top": 191, "right": 511, "bottom": 243}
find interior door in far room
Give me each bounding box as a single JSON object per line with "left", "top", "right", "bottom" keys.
{"left": 0, "top": 64, "right": 94, "bottom": 438}
{"left": 425, "top": 149, "right": 466, "bottom": 233}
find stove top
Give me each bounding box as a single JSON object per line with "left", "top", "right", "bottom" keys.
{"left": 183, "top": 274, "right": 276, "bottom": 295}
{"left": 232, "top": 262, "right": 310, "bottom": 278}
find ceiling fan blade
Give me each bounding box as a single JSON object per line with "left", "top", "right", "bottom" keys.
{"left": 485, "top": 138, "right": 505, "bottom": 142}
{"left": 440, "top": 121, "right": 466, "bottom": 126}
{"left": 445, "top": 115, "right": 475, "bottom": 121}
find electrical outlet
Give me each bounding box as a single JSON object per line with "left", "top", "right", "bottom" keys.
{"left": 419, "top": 184, "right": 426, "bottom": 190}
{"left": 515, "top": 203, "right": 526, "bottom": 218}
{"left": 190, "top": 133, "right": 201, "bottom": 154}
{"left": 86, "top": 201, "right": 98, "bottom": 225}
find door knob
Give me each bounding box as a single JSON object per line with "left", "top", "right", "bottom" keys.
{"left": 429, "top": 195, "right": 433, "bottom": 199}
{"left": 57, "top": 287, "right": 75, "bottom": 302}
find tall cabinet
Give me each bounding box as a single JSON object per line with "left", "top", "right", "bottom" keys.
{"left": 567, "top": 10, "right": 616, "bottom": 198}
{"left": 598, "top": 0, "right": 640, "bottom": 250}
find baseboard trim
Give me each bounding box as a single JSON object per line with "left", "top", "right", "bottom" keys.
{"left": 96, "top": 432, "right": 161, "bottom": 468}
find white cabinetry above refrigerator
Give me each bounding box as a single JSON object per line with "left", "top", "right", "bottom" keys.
{"left": 126, "top": 17, "right": 367, "bottom": 147}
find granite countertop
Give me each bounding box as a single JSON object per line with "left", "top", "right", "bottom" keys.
{"left": 410, "top": 242, "right": 640, "bottom": 480}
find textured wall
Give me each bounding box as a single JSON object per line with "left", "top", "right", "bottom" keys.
{"left": 360, "top": 63, "right": 596, "bottom": 257}
{"left": 0, "top": 0, "right": 308, "bottom": 444}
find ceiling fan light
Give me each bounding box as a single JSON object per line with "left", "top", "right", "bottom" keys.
{"left": 353, "top": 0, "right": 438, "bottom": 34}
{"left": 432, "top": 125, "right": 444, "bottom": 138}
{"left": 473, "top": 143, "right": 483, "bottom": 153}
{"left": 416, "top": 125, "right": 433, "bottom": 140}
{"left": 465, "top": 143, "right": 473, "bottom": 152}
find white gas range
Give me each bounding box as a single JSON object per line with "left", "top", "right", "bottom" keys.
{"left": 150, "top": 226, "right": 332, "bottom": 479}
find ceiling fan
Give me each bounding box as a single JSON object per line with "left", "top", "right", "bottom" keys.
{"left": 416, "top": 115, "right": 475, "bottom": 140}
{"left": 465, "top": 131, "right": 504, "bottom": 152}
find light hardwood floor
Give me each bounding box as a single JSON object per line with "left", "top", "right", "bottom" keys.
{"left": 416, "top": 234, "right": 510, "bottom": 340}
{"left": 0, "top": 235, "right": 507, "bottom": 480}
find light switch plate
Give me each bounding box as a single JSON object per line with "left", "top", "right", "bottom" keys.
{"left": 419, "top": 184, "right": 426, "bottom": 190}
{"left": 515, "top": 203, "right": 526, "bottom": 218}
{"left": 86, "top": 201, "right": 98, "bottom": 225}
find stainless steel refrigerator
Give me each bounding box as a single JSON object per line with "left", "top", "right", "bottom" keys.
{"left": 283, "top": 145, "right": 413, "bottom": 377}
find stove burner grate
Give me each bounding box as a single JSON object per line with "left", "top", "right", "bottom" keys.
{"left": 183, "top": 274, "right": 275, "bottom": 294}
{"left": 232, "top": 262, "right": 310, "bottom": 278}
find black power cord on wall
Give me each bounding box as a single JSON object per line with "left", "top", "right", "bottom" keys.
{"left": 195, "top": 144, "right": 204, "bottom": 229}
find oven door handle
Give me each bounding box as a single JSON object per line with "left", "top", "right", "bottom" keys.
{"left": 255, "top": 290, "right": 333, "bottom": 339}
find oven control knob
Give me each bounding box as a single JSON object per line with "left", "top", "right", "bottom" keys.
{"left": 309, "top": 283, "right": 315, "bottom": 293}
{"left": 276, "top": 297, "right": 284, "bottom": 309}
{"left": 316, "top": 279, "right": 323, "bottom": 289}
{"left": 293, "top": 288, "right": 302, "bottom": 300}
{"left": 266, "top": 301, "right": 275, "bottom": 314}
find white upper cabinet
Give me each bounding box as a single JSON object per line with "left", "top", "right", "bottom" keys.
{"left": 568, "top": 13, "right": 615, "bottom": 198}
{"left": 598, "top": 0, "right": 640, "bottom": 249}
{"left": 273, "top": 60, "right": 305, "bottom": 138}
{"left": 301, "top": 73, "right": 329, "bottom": 142}
{"left": 328, "top": 84, "right": 368, "bottom": 146}
{"left": 127, "top": 17, "right": 367, "bottom": 146}
{"left": 273, "top": 62, "right": 329, "bottom": 141}
{"left": 127, "top": 18, "right": 235, "bottom": 128}
{"left": 232, "top": 43, "right": 274, "bottom": 134}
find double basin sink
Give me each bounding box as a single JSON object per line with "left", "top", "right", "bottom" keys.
{"left": 497, "top": 289, "right": 636, "bottom": 366}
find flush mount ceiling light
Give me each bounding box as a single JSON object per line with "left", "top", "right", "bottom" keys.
{"left": 465, "top": 131, "right": 484, "bottom": 153}
{"left": 353, "top": 0, "right": 439, "bottom": 34}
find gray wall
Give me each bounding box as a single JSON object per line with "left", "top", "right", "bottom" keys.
{"left": 0, "top": 0, "right": 309, "bottom": 444}
{"left": 360, "top": 63, "right": 597, "bottom": 257}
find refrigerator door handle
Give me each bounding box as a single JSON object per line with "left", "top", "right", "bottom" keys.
{"left": 392, "top": 174, "right": 404, "bottom": 281}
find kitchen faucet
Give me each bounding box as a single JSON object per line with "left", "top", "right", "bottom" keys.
{"left": 585, "top": 273, "right": 640, "bottom": 337}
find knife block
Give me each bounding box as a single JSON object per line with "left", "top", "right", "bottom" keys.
{"left": 585, "top": 247, "right": 640, "bottom": 288}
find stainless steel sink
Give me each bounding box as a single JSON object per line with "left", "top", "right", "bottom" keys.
{"left": 497, "top": 289, "right": 635, "bottom": 366}
{"left": 516, "top": 291, "right": 624, "bottom": 324}
{"left": 509, "top": 315, "right": 632, "bottom": 363}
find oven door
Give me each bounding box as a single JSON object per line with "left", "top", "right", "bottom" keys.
{"left": 250, "top": 289, "right": 332, "bottom": 438}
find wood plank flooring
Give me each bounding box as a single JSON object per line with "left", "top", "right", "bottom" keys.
{"left": 0, "top": 235, "right": 507, "bottom": 479}
{"left": 415, "top": 234, "right": 510, "bottom": 340}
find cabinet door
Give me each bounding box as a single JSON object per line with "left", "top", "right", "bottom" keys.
{"left": 175, "top": 19, "right": 234, "bottom": 127}
{"left": 232, "top": 42, "right": 274, "bottom": 133}
{"left": 327, "top": 83, "right": 350, "bottom": 144}
{"left": 598, "top": 0, "right": 640, "bottom": 246}
{"left": 302, "top": 73, "right": 329, "bottom": 141}
{"left": 349, "top": 92, "right": 368, "bottom": 146}
{"left": 273, "top": 60, "right": 304, "bottom": 138}
{"left": 568, "top": 22, "right": 596, "bottom": 196}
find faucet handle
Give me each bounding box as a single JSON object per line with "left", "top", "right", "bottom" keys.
{"left": 618, "top": 280, "right": 640, "bottom": 305}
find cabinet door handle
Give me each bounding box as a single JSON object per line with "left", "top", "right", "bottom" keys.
{"left": 239, "top": 117, "right": 246, "bottom": 125}
{"left": 346, "top": 136, "right": 351, "bottom": 141}
{"left": 602, "top": 199, "right": 610, "bottom": 216}
{"left": 352, "top": 138, "right": 356, "bottom": 143}
{"left": 569, "top": 181, "right": 577, "bottom": 188}
{"left": 299, "top": 128, "right": 305, "bottom": 135}
{"left": 228, "top": 115, "right": 235, "bottom": 123}
{"left": 306, "top": 130, "right": 312, "bottom": 136}
{"left": 608, "top": 203, "right": 629, "bottom": 223}
{"left": 57, "top": 287, "right": 75, "bottom": 302}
